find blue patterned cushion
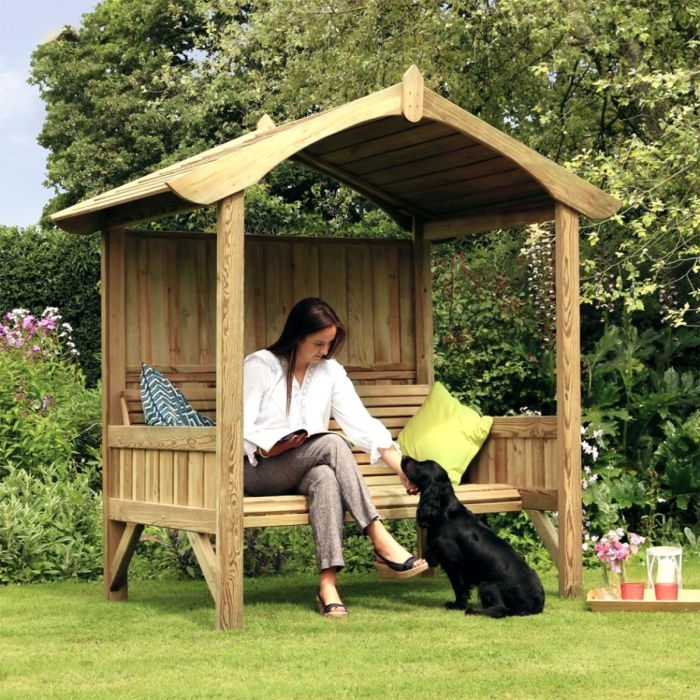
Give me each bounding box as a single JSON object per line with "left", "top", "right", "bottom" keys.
{"left": 139, "top": 363, "right": 215, "bottom": 427}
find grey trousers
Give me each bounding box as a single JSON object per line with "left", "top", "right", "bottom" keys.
{"left": 244, "top": 433, "right": 379, "bottom": 572}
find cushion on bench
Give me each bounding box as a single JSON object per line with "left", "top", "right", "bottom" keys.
{"left": 398, "top": 381, "right": 492, "bottom": 484}
{"left": 140, "top": 363, "right": 215, "bottom": 427}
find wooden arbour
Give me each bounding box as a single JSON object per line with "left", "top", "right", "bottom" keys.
{"left": 52, "top": 66, "right": 620, "bottom": 630}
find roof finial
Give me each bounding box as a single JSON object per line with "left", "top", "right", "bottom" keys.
{"left": 402, "top": 65, "right": 424, "bottom": 123}
{"left": 256, "top": 114, "right": 276, "bottom": 131}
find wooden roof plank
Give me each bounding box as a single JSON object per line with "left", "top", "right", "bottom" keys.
{"left": 51, "top": 65, "right": 620, "bottom": 235}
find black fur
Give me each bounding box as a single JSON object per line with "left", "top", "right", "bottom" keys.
{"left": 402, "top": 456, "right": 545, "bottom": 618}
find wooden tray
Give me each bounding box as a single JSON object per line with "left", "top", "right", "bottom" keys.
{"left": 587, "top": 588, "right": 700, "bottom": 612}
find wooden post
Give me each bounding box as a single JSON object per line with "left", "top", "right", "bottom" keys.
{"left": 555, "top": 203, "right": 583, "bottom": 597}
{"left": 413, "top": 217, "right": 433, "bottom": 385}
{"left": 215, "top": 192, "right": 245, "bottom": 630}
{"left": 101, "top": 227, "right": 128, "bottom": 601}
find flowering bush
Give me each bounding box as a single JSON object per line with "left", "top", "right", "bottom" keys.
{"left": 585, "top": 528, "right": 646, "bottom": 577}
{"left": 0, "top": 307, "right": 78, "bottom": 359}
{"left": 0, "top": 306, "right": 102, "bottom": 582}
{"left": 0, "top": 307, "right": 98, "bottom": 479}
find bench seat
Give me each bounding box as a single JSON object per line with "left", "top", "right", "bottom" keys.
{"left": 109, "top": 379, "right": 560, "bottom": 599}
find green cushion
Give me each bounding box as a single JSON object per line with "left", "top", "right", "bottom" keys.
{"left": 398, "top": 382, "right": 492, "bottom": 484}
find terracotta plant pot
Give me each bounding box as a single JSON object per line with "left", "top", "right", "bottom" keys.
{"left": 654, "top": 582, "right": 679, "bottom": 600}
{"left": 620, "top": 582, "right": 645, "bottom": 600}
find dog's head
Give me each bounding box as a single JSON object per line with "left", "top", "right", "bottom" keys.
{"left": 401, "top": 456, "right": 457, "bottom": 527}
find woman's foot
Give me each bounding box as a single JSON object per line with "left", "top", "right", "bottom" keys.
{"left": 317, "top": 573, "right": 347, "bottom": 618}
{"left": 316, "top": 587, "right": 347, "bottom": 617}
{"left": 366, "top": 520, "right": 426, "bottom": 571}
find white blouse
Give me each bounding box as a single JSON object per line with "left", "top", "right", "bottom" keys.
{"left": 243, "top": 349, "right": 395, "bottom": 466}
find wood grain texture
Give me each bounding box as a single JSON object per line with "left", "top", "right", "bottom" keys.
{"left": 102, "top": 227, "right": 129, "bottom": 601}
{"left": 555, "top": 203, "right": 583, "bottom": 597}
{"left": 215, "top": 193, "right": 245, "bottom": 631}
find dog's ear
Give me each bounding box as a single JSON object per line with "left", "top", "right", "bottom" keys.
{"left": 416, "top": 473, "right": 444, "bottom": 527}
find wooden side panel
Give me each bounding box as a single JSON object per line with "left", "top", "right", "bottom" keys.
{"left": 124, "top": 233, "right": 417, "bottom": 387}
{"left": 466, "top": 417, "right": 558, "bottom": 490}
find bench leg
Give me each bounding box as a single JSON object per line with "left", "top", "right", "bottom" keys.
{"left": 187, "top": 531, "right": 219, "bottom": 601}
{"left": 108, "top": 522, "right": 144, "bottom": 595}
{"left": 525, "top": 510, "right": 560, "bottom": 569}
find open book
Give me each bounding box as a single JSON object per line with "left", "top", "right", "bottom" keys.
{"left": 255, "top": 428, "right": 351, "bottom": 458}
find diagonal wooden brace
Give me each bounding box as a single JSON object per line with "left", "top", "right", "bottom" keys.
{"left": 109, "top": 522, "right": 145, "bottom": 592}
{"left": 187, "top": 531, "right": 219, "bottom": 601}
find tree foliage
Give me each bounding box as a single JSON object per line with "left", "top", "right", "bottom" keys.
{"left": 24, "top": 0, "right": 699, "bottom": 551}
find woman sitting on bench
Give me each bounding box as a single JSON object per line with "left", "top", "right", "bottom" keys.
{"left": 244, "top": 297, "right": 428, "bottom": 618}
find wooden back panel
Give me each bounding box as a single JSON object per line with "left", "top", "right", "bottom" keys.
{"left": 124, "top": 231, "right": 417, "bottom": 384}
{"left": 118, "top": 380, "right": 558, "bottom": 503}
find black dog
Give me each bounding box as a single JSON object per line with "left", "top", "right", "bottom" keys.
{"left": 402, "top": 456, "right": 545, "bottom": 618}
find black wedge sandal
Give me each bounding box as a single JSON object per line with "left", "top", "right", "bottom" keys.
{"left": 315, "top": 588, "right": 348, "bottom": 618}
{"left": 374, "top": 550, "right": 429, "bottom": 579}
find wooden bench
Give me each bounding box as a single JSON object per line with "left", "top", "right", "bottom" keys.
{"left": 109, "top": 378, "right": 560, "bottom": 599}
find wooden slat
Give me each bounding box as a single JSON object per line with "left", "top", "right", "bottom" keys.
{"left": 108, "top": 426, "right": 216, "bottom": 451}
{"left": 109, "top": 499, "right": 216, "bottom": 533}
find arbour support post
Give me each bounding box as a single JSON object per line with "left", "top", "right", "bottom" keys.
{"left": 555, "top": 203, "right": 583, "bottom": 597}
{"left": 101, "top": 226, "right": 131, "bottom": 601}
{"left": 215, "top": 192, "right": 246, "bottom": 630}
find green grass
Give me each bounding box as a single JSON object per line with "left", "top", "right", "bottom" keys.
{"left": 2, "top": 562, "right": 700, "bottom": 699}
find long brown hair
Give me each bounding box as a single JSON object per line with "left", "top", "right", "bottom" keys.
{"left": 267, "top": 298, "right": 346, "bottom": 414}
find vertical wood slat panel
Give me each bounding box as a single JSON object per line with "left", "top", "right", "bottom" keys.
{"left": 164, "top": 240, "right": 180, "bottom": 365}
{"left": 495, "top": 439, "right": 508, "bottom": 483}
{"left": 125, "top": 234, "right": 417, "bottom": 378}
{"left": 244, "top": 239, "right": 263, "bottom": 356}
{"left": 372, "top": 246, "right": 391, "bottom": 365}
{"left": 319, "top": 244, "right": 348, "bottom": 364}
{"left": 175, "top": 452, "right": 189, "bottom": 505}
{"left": 545, "top": 438, "right": 558, "bottom": 490}
{"left": 265, "top": 243, "right": 294, "bottom": 347}
{"left": 120, "top": 449, "right": 133, "bottom": 500}
{"left": 204, "top": 452, "right": 217, "bottom": 509}
{"left": 178, "top": 240, "right": 199, "bottom": 365}
{"left": 188, "top": 451, "right": 205, "bottom": 508}
{"left": 398, "top": 245, "right": 415, "bottom": 367}
{"left": 196, "top": 240, "right": 215, "bottom": 365}
{"left": 137, "top": 239, "right": 153, "bottom": 364}
{"left": 148, "top": 239, "right": 170, "bottom": 364}
{"left": 146, "top": 450, "right": 159, "bottom": 503}
{"left": 159, "top": 450, "right": 174, "bottom": 505}
{"left": 124, "top": 238, "right": 141, "bottom": 367}
{"left": 133, "top": 449, "right": 145, "bottom": 502}
{"left": 292, "top": 241, "right": 320, "bottom": 303}
{"left": 347, "top": 246, "right": 374, "bottom": 366}
{"left": 387, "top": 246, "right": 401, "bottom": 365}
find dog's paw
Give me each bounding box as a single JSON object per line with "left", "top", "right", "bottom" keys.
{"left": 444, "top": 600, "right": 467, "bottom": 611}
{"left": 463, "top": 605, "right": 479, "bottom": 615}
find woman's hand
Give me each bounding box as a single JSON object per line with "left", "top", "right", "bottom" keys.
{"left": 378, "top": 446, "right": 419, "bottom": 495}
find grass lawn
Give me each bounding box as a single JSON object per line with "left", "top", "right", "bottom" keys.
{"left": 2, "top": 561, "right": 700, "bottom": 699}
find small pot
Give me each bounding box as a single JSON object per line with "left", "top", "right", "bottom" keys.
{"left": 654, "top": 582, "right": 679, "bottom": 600}
{"left": 620, "top": 582, "right": 645, "bottom": 600}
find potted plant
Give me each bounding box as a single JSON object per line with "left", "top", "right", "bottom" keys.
{"left": 590, "top": 528, "right": 646, "bottom": 600}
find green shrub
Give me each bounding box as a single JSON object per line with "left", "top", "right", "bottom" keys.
{"left": 0, "top": 226, "right": 101, "bottom": 386}
{"left": 0, "top": 306, "right": 103, "bottom": 584}
{"left": 0, "top": 461, "right": 102, "bottom": 583}
{"left": 0, "top": 307, "right": 101, "bottom": 480}
{"left": 432, "top": 233, "right": 554, "bottom": 415}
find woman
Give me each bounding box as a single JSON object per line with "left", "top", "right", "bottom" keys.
{"left": 244, "top": 298, "right": 427, "bottom": 617}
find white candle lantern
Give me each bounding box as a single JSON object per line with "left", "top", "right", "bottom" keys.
{"left": 646, "top": 546, "right": 683, "bottom": 588}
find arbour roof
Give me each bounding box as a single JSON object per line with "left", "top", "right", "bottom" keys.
{"left": 52, "top": 66, "right": 619, "bottom": 237}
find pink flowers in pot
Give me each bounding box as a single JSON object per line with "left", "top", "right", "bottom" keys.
{"left": 589, "top": 528, "right": 646, "bottom": 575}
